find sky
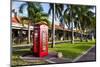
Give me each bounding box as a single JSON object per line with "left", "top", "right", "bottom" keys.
{"left": 12, "top": 1, "right": 26, "bottom": 16}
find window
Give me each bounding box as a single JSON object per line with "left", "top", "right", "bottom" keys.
{"left": 42, "top": 31, "right": 46, "bottom": 52}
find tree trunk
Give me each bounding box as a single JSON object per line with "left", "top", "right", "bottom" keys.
{"left": 80, "top": 32, "right": 83, "bottom": 42}
{"left": 85, "top": 35, "right": 88, "bottom": 42}
{"left": 71, "top": 22, "right": 74, "bottom": 44}
{"left": 78, "top": 21, "right": 83, "bottom": 42}
{"left": 63, "top": 29, "right": 65, "bottom": 40}
{"left": 51, "top": 4, "right": 55, "bottom": 48}
{"left": 91, "top": 33, "right": 94, "bottom": 41}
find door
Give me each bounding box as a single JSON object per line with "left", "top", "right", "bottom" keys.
{"left": 42, "top": 31, "right": 47, "bottom": 52}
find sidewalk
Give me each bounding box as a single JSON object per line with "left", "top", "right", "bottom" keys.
{"left": 76, "top": 46, "right": 96, "bottom": 62}
{"left": 20, "top": 52, "right": 72, "bottom": 64}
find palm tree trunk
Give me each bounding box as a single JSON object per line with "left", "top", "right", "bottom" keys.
{"left": 63, "top": 27, "right": 66, "bottom": 40}
{"left": 69, "top": 8, "right": 74, "bottom": 44}
{"left": 51, "top": 4, "right": 55, "bottom": 48}
{"left": 78, "top": 21, "right": 83, "bottom": 42}
{"left": 63, "top": 29, "right": 65, "bottom": 40}
{"left": 71, "top": 21, "right": 74, "bottom": 44}
{"left": 91, "top": 33, "right": 94, "bottom": 41}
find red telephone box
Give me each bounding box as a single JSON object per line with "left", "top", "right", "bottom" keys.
{"left": 32, "top": 23, "right": 48, "bottom": 57}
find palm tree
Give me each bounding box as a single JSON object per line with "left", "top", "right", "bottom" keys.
{"left": 76, "top": 5, "right": 95, "bottom": 41}
{"left": 48, "top": 3, "right": 64, "bottom": 48}
{"left": 64, "top": 5, "right": 79, "bottom": 43}
{"left": 19, "top": 2, "right": 49, "bottom": 44}
{"left": 48, "top": 3, "right": 55, "bottom": 48}
{"left": 63, "top": 5, "right": 95, "bottom": 42}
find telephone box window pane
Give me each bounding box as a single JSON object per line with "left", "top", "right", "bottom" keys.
{"left": 42, "top": 31, "right": 46, "bottom": 52}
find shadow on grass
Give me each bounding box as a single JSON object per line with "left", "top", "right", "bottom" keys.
{"left": 12, "top": 50, "right": 33, "bottom": 57}
{"left": 12, "top": 46, "right": 32, "bottom": 51}
{"left": 72, "top": 45, "right": 92, "bottom": 51}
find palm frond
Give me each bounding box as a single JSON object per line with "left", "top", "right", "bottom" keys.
{"left": 19, "top": 3, "right": 27, "bottom": 13}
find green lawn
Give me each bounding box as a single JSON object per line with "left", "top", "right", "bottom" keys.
{"left": 49, "top": 40, "right": 95, "bottom": 59}
{"left": 12, "top": 40, "right": 95, "bottom": 66}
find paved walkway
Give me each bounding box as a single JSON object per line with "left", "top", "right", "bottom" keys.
{"left": 20, "top": 52, "right": 72, "bottom": 64}
{"left": 76, "top": 46, "right": 96, "bottom": 62}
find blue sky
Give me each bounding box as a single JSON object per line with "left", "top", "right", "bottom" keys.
{"left": 12, "top": 1, "right": 26, "bottom": 16}
{"left": 12, "top": 1, "right": 49, "bottom": 17}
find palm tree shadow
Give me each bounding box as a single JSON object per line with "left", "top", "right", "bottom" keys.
{"left": 12, "top": 49, "right": 33, "bottom": 57}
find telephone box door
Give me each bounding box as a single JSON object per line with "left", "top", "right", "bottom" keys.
{"left": 40, "top": 28, "right": 48, "bottom": 57}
